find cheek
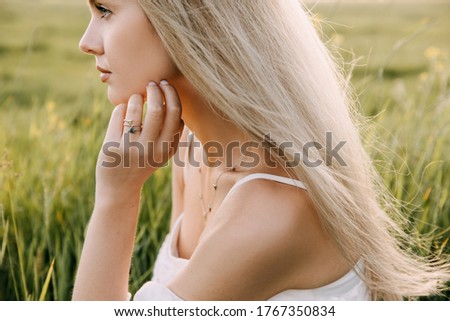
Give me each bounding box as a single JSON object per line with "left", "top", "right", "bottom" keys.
{"left": 104, "top": 39, "right": 150, "bottom": 104}
{"left": 105, "top": 19, "right": 181, "bottom": 105}
{"left": 141, "top": 50, "right": 179, "bottom": 80}
{"left": 130, "top": 27, "right": 179, "bottom": 78}
{"left": 108, "top": 53, "right": 180, "bottom": 104}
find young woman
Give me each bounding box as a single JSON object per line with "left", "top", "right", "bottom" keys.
{"left": 72, "top": 0, "right": 450, "bottom": 300}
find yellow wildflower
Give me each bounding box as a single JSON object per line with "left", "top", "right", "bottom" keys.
{"left": 46, "top": 100, "right": 56, "bottom": 113}
{"left": 424, "top": 47, "right": 441, "bottom": 60}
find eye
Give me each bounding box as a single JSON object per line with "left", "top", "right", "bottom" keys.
{"left": 95, "top": 4, "right": 112, "bottom": 19}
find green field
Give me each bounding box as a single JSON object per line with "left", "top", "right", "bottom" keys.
{"left": 0, "top": 0, "right": 449, "bottom": 300}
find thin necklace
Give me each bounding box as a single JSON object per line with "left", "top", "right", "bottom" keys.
{"left": 198, "top": 155, "right": 244, "bottom": 219}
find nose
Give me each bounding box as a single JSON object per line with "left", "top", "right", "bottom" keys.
{"left": 79, "top": 20, "right": 104, "bottom": 55}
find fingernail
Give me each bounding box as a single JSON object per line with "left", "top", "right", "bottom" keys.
{"left": 148, "top": 81, "right": 157, "bottom": 86}
{"left": 160, "top": 80, "right": 169, "bottom": 85}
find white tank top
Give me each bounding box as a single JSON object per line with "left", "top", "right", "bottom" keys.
{"left": 132, "top": 132, "right": 370, "bottom": 301}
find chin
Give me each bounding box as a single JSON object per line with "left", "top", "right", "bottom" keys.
{"left": 107, "top": 89, "right": 129, "bottom": 106}
{"left": 107, "top": 86, "right": 149, "bottom": 107}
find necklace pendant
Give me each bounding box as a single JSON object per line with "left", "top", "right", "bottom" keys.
{"left": 213, "top": 183, "right": 217, "bottom": 190}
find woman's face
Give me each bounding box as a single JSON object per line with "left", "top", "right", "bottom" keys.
{"left": 79, "top": 0, "right": 181, "bottom": 105}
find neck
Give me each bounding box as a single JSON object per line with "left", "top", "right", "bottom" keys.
{"left": 172, "top": 76, "right": 260, "bottom": 168}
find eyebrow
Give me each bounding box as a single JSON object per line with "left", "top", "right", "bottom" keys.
{"left": 88, "top": 0, "right": 120, "bottom": 8}
{"left": 87, "top": 0, "right": 107, "bottom": 7}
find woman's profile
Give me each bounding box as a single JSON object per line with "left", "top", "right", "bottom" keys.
{"left": 72, "top": 0, "right": 450, "bottom": 300}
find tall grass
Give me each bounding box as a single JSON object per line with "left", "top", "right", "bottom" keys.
{"left": 0, "top": 1, "right": 449, "bottom": 300}
{"left": 0, "top": 95, "right": 173, "bottom": 299}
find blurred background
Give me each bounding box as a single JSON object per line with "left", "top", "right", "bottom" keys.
{"left": 0, "top": 0, "right": 449, "bottom": 300}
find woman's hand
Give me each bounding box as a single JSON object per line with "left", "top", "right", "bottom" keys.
{"left": 95, "top": 80, "right": 184, "bottom": 203}
{"left": 73, "top": 81, "right": 183, "bottom": 300}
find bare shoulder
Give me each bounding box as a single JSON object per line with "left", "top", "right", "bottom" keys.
{"left": 215, "top": 177, "right": 317, "bottom": 234}
{"left": 167, "top": 176, "right": 328, "bottom": 300}
{"left": 208, "top": 177, "right": 326, "bottom": 264}
{"left": 219, "top": 178, "right": 355, "bottom": 287}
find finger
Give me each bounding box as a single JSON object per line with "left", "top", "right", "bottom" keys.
{"left": 140, "top": 82, "right": 165, "bottom": 141}
{"left": 123, "top": 94, "right": 144, "bottom": 141}
{"left": 158, "top": 80, "right": 183, "bottom": 142}
{"left": 104, "top": 104, "right": 126, "bottom": 143}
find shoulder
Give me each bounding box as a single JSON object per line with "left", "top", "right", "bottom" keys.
{"left": 209, "top": 177, "right": 319, "bottom": 250}
{"left": 215, "top": 177, "right": 324, "bottom": 271}
{"left": 167, "top": 176, "right": 324, "bottom": 300}
{"left": 220, "top": 176, "right": 315, "bottom": 229}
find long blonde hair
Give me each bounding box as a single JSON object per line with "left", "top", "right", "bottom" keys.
{"left": 138, "top": 0, "right": 450, "bottom": 300}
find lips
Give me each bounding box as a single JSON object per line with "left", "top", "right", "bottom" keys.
{"left": 96, "top": 65, "right": 112, "bottom": 83}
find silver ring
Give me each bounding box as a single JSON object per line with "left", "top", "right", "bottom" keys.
{"left": 123, "top": 119, "right": 134, "bottom": 127}
{"left": 127, "top": 125, "right": 142, "bottom": 134}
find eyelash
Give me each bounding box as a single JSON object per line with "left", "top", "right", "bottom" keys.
{"left": 95, "top": 4, "right": 111, "bottom": 19}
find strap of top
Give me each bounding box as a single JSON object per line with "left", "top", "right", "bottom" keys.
{"left": 227, "top": 173, "right": 307, "bottom": 197}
